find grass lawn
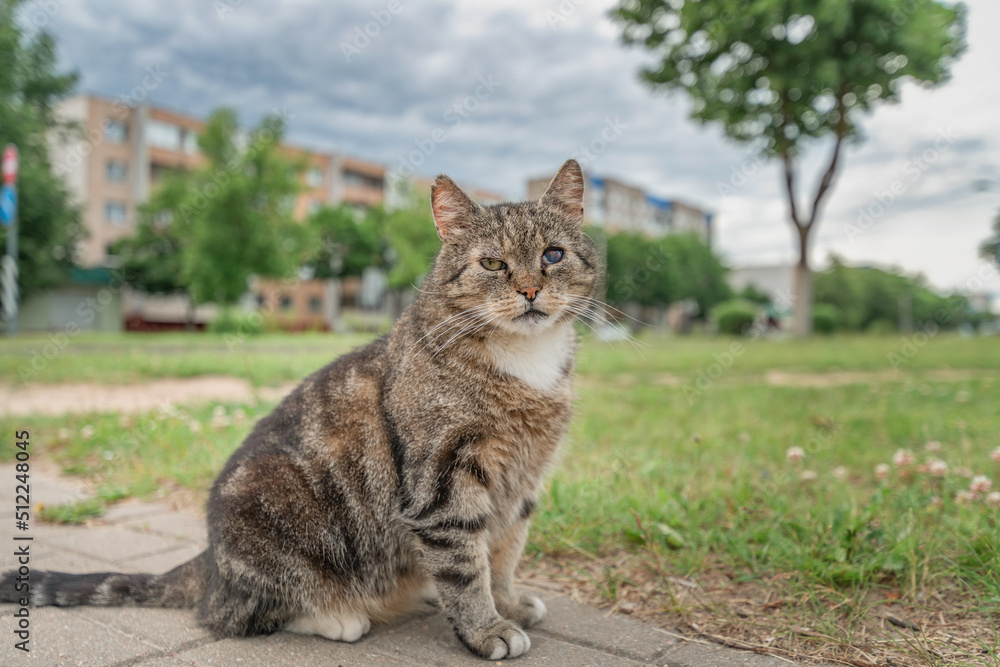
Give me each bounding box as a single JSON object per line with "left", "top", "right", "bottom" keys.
{"left": 2, "top": 331, "right": 999, "bottom": 665}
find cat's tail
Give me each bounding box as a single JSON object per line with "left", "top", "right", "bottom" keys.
{"left": 0, "top": 550, "right": 209, "bottom": 609}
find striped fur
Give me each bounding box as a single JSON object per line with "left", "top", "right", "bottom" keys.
{"left": 0, "top": 160, "right": 598, "bottom": 660}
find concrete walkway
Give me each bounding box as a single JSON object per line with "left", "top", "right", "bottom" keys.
{"left": 1, "top": 466, "right": 804, "bottom": 666}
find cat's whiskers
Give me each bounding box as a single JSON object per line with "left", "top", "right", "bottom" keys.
{"left": 561, "top": 298, "right": 647, "bottom": 357}
{"left": 406, "top": 304, "right": 493, "bottom": 356}
{"left": 415, "top": 306, "right": 496, "bottom": 359}
{"left": 430, "top": 312, "right": 502, "bottom": 360}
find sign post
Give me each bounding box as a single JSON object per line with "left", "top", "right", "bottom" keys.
{"left": 2, "top": 143, "right": 19, "bottom": 336}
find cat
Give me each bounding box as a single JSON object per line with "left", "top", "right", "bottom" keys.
{"left": 1, "top": 159, "right": 599, "bottom": 660}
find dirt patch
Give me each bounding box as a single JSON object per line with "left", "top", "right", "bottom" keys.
{"left": 0, "top": 376, "right": 297, "bottom": 417}
{"left": 526, "top": 552, "right": 998, "bottom": 667}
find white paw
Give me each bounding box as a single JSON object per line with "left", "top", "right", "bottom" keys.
{"left": 524, "top": 596, "right": 547, "bottom": 626}
{"left": 286, "top": 610, "right": 371, "bottom": 643}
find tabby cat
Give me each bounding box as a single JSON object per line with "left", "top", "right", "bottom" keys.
{"left": 1, "top": 159, "right": 599, "bottom": 660}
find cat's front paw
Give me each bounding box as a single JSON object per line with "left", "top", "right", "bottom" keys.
{"left": 497, "top": 593, "right": 547, "bottom": 628}
{"left": 458, "top": 618, "right": 531, "bottom": 660}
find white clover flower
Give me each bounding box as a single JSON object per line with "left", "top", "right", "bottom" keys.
{"left": 892, "top": 449, "right": 914, "bottom": 467}
{"left": 875, "top": 463, "right": 890, "bottom": 481}
{"left": 970, "top": 475, "right": 992, "bottom": 494}
{"left": 80, "top": 425, "right": 95, "bottom": 439}
{"left": 833, "top": 466, "right": 848, "bottom": 480}
{"left": 987, "top": 492, "right": 1000, "bottom": 507}
{"left": 800, "top": 470, "right": 818, "bottom": 482}
{"left": 927, "top": 459, "right": 948, "bottom": 477}
{"left": 990, "top": 447, "right": 1000, "bottom": 463}
{"left": 924, "top": 440, "right": 942, "bottom": 452}
{"left": 786, "top": 447, "right": 805, "bottom": 464}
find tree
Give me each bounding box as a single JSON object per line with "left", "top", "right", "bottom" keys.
{"left": 979, "top": 210, "right": 999, "bottom": 267}
{"left": 112, "top": 176, "right": 188, "bottom": 297}
{"left": 306, "top": 204, "right": 386, "bottom": 279}
{"left": 171, "top": 109, "right": 307, "bottom": 306}
{"left": 611, "top": 0, "right": 966, "bottom": 336}
{"left": 0, "top": 0, "right": 82, "bottom": 302}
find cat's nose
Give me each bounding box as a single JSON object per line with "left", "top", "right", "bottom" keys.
{"left": 519, "top": 285, "right": 541, "bottom": 301}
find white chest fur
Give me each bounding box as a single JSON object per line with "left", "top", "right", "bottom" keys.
{"left": 485, "top": 324, "right": 574, "bottom": 393}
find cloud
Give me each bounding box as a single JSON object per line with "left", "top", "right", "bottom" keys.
{"left": 31, "top": 0, "right": 1000, "bottom": 292}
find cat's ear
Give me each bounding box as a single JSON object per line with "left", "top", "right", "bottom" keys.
{"left": 431, "top": 175, "right": 483, "bottom": 241}
{"left": 539, "top": 159, "right": 585, "bottom": 225}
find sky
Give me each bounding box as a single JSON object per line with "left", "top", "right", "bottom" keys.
{"left": 25, "top": 0, "right": 1000, "bottom": 295}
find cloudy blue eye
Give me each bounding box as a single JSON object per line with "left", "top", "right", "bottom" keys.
{"left": 542, "top": 248, "right": 564, "bottom": 265}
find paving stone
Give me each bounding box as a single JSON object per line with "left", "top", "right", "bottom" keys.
{"left": 119, "top": 510, "right": 208, "bottom": 544}
{"left": 0, "top": 604, "right": 164, "bottom": 666}
{"left": 60, "top": 605, "right": 214, "bottom": 650}
{"left": 127, "top": 543, "right": 206, "bottom": 574}
{"left": 535, "top": 595, "right": 676, "bottom": 663}
{"left": 102, "top": 501, "right": 176, "bottom": 524}
{"left": 664, "top": 641, "right": 804, "bottom": 667}
{"left": 42, "top": 525, "right": 188, "bottom": 562}
{"left": 167, "top": 633, "right": 406, "bottom": 666}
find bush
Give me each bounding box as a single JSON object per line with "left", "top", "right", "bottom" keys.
{"left": 209, "top": 309, "right": 263, "bottom": 336}
{"left": 713, "top": 299, "right": 758, "bottom": 336}
{"left": 866, "top": 318, "right": 896, "bottom": 335}
{"left": 812, "top": 304, "right": 841, "bottom": 334}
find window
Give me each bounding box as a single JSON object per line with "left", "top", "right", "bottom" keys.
{"left": 105, "top": 200, "right": 127, "bottom": 226}
{"left": 343, "top": 170, "right": 383, "bottom": 190}
{"left": 147, "top": 119, "right": 183, "bottom": 151}
{"left": 306, "top": 167, "right": 324, "bottom": 188}
{"left": 105, "top": 120, "right": 128, "bottom": 144}
{"left": 308, "top": 296, "right": 322, "bottom": 314}
{"left": 279, "top": 294, "right": 293, "bottom": 311}
{"left": 182, "top": 130, "right": 199, "bottom": 155}
{"left": 106, "top": 159, "right": 128, "bottom": 184}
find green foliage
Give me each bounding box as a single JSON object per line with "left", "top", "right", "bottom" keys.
{"left": 610, "top": 0, "right": 966, "bottom": 157}
{"left": 306, "top": 204, "right": 386, "bottom": 279}
{"left": 814, "top": 257, "right": 971, "bottom": 332}
{"left": 112, "top": 176, "right": 189, "bottom": 295}
{"left": 600, "top": 227, "right": 730, "bottom": 313}
{"left": 737, "top": 283, "right": 771, "bottom": 305}
{"left": 378, "top": 204, "right": 440, "bottom": 289}
{"left": 713, "top": 298, "right": 758, "bottom": 335}
{"left": 0, "top": 0, "right": 82, "bottom": 299}
{"left": 812, "top": 303, "right": 840, "bottom": 334}
{"left": 208, "top": 308, "right": 263, "bottom": 336}
{"left": 610, "top": 0, "right": 967, "bottom": 337}
{"left": 980, "top": 209, "right": 999, "bottom": 267}
{"left": 116, "top": 109, "right": 308, "bottom": 306}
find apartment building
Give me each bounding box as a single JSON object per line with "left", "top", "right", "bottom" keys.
{"left": 526, "top": 171, "right": 713, "bottom": 243}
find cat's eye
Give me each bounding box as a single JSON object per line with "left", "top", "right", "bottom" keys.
{"left": 480, "top": 258, "right": 506, "bottom": 271}
{"left": 542, "top": 248, "right": 564, "bottom": 265}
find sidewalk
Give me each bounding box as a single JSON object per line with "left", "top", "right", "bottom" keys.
{"left": 1, "top": 465, "right": 807, "bottom": 666}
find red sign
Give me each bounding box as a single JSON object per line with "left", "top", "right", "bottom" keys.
{"left": 2, "top": 144, "right": 18, "bottom": 184}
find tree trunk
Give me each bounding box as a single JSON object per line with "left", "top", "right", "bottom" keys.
{"left": 792, "top": 229, "right": 812, "bottom": 338}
